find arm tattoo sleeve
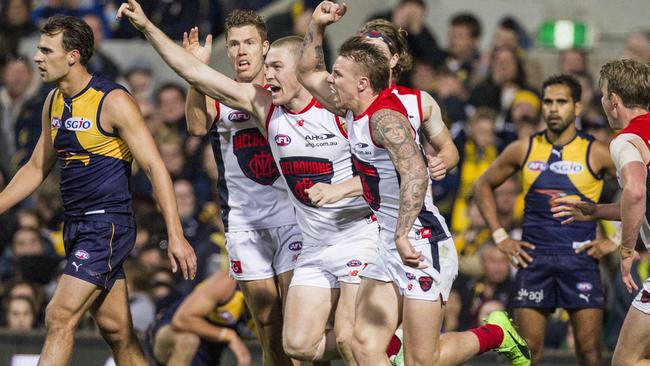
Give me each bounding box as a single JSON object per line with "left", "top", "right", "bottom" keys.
{"left": 371, "top": 109, "right": 429, "bottom": 239}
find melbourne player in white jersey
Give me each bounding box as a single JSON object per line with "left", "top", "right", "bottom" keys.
{"left": 118, "top": 4, "right": 378, "bottom": 362}
{"left": 552, "top": 59, "right": 650, "bottom": 366}
{"left": 182, "top": 12, "right": 297, "bottom": 366}
{"left": 297, "top": 3, "right": 532, "bottom": 366}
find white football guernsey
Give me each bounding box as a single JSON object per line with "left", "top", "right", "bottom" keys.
{"left": 209, "top": 101, "right": 296, "bottom": 232}
{"left": 266, "top": 98, "right": 373, "bottom": 243}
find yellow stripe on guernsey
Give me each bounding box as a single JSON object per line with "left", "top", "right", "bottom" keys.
{"left": 50, "top": 88, "right": 132, "bottom": 164}
{"left": 522, "top": 132, "right": 602, "bottom": 203}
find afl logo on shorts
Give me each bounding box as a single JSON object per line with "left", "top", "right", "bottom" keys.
{"left": 275, "top": 134, "right": 291, "bottom": 146}
{"left": 228, "top": 111, "right": 250, "bottom": 122}
{"left": 288, "top": 242, "right": 303, "bottom": 251}
{"left": 64, "top": 117, "right": 92, "bottom": 131}
{"left": 576, "top": 282, "right": 593, "bottom": 292}
{"left": 549, "top": 161, "right": 584, "bottom": 175}
{"left": 526, "top": 161, "right": 548, "bottom": 172}
{"left": 347, "top": 259, "right": 362, "bottom": 267}
{"left": 74, "top": 249, "right": 90, "bottom": 260}
{"left": 51, "top": 117, "right": 61, "bottom": 129}
{"left": 405, "top": 272, "right": 416, "bottom": 280}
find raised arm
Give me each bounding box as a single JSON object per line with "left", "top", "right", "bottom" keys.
{"left": 0, "top": 90, "right": 57, "bottom": 214}
{"left": 371, "top": 108, "right": 428, "bottom": 268}
{"left": 420, "top": 91, "right": 459, "bottom": 180}
{"left": 117, "top": 1, "right": 270, "bottom": 124}
{"left": 182, "top": 27, "right": 218, "bottom": 137}
{"left": 104, "top": 89, "right": 197, "bottom": 280}
{"left": 298, "top": 1, "right": 346, "bottom": 115}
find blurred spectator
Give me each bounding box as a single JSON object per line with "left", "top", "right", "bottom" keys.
{"left": 156, "top": 82, "right": 188, "bottom": 137}
{"left": 10, "top": 84, "right": 50, "bottom": 171}
{"left": 559, "top": 49, "right": 588, "bottom": 75}
{"left": 0, "top": 56, "right": 36, "bottom": 170}
{"left": 174, "top": 179, "right": 225, "bottom": 293}
{"left": 267, "top": 0, "right": 333, "bottom": 68}
{"left": 123, "top": 259, "right": 155, "bottom": 333}
{"left": 32, "top": 0, "right": 105, "bottom": 27}
{"left": 139, "top": 243, "right": 168, "bottom": 273}
{"left": 113, "top": 0, "right": 202, "bottom": 40}
{"left": 510, "top": 90, "right": 542, "bottom": 139}
{"left": 137, "top": 98, "right": 164, "bottom": 136}
{"left": 448, "top": 108, "right": 499, "bottom": 233}
{"left": 124, "top": 61, "right": 155, "bottom": 101}
{"left": 4, "top": 279, "right": 45, "bottom": 317}
{"left": 449, "top": 243, "right": 515, "bottom": 330}
{"left": 83, "top": 13, "right": 120, "bottom": 81}
{"left": 368, "top": 0, "right": 445, "bottom": 85}
{"left": 150, "top": 268, "right": 176, "bottom": 307}
{"left": 4, "top": 295, "right": 36, "bottom": 330}
{"left": 0, "top": 0, "right": 37, "bottom": 67}
{"left": 621, "top": 30, "right": 650, "bottom": 63}
{"left": 444, "top": 12, "right": 482, "bottom": 89}
{"left": 0, "top": 166, "right": 14, "bottom": 247}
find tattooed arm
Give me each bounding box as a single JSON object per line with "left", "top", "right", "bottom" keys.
{"left": 371, "top": 108, "right": 428, "bottom": 268}
{"left": 297, "top": 1, "right": 346, "bottom": 115}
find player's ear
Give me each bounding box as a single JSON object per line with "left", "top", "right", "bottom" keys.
{"left": 357, "top": 77, "right": 369, "bottom": 93}
{"left": 68, "top": 49, "right": 80, "bottom": 66}
{"left": 262, "top": 40, "right": 270, "bottom": 56}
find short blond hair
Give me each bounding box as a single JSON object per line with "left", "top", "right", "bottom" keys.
{"left": 599, "top": 59, "right": 650, "bottom": 110}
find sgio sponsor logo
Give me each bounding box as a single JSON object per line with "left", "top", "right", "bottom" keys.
{"left": 64, "top": 117, "right": 92, "bottom": 131}
{"left": 516, "top": 288, "right": 544, "bottom": 303}
{"left": 549, "top": 161, "right": 584, "bottom": 175}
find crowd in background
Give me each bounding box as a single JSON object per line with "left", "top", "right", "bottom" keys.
{"left": 1, "top": 0, "right": 650, "bottom": 355}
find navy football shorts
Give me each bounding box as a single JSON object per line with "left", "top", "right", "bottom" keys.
{"left": 513, "top": 250, "right": 604, "bottom": 309}
{"left": 62, "top": 217, "right": 135, "bottom": 290}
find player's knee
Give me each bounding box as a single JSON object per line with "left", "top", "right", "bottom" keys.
{"left": 406, "top": 349, "right": 440, "bottom": 366}
{"left": 351, "top": 330, "right": 381, "bottom": 360}
{"left": 173, "top": 331, "right": 200, "bottom": 354}
{"left": 612, "top": 349, "right": 634, "bottom": 366}
{"left": 282, "top": 334, "right": 316, "bottom": 361}
{"left": 44, "top": 302, "right": 77, "bottom": 333}
{"left": 335, "top": 326, "right": 354, "bottom": 352}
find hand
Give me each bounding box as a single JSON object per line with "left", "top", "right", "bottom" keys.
{"left": 495, "top": 238, "right": 535, "bottom": 268}
{"left": 395, "top": 237, "right": 427, "bottom": 269}
{"left": 427, "top": 154, "right": 446, "bottom": 181}
{"left": 167, "top": 235, "right": 197, "bottom": 280}
{"left": 305, "top": 182, "right": 345, "bottom": 206}
{"left": 228, "top": 335, "right": 251, "bottom": 366}
{"left": 550, "top": 197, "right": 597, "bottom": 224}
{"left": 621, "top": 250, "right": 641, "bottom": 293}
{"left": 183, "top": 27, "right": 212, "bottom": 64}
{"left": 575, "top": 238, "right": 617, "bottom": 260}
{"left": 312, "top": 1, "right": 347, "bottom": 26}
{"left": 116, "top": 0, "right": 150, "bottom": 31}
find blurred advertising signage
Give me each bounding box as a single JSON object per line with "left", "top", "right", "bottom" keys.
{"left": 538, "top": 20, "right": 594, "bottom": 49}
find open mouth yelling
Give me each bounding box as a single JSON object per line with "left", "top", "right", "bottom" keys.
{"left": 237, "top": 60, "right": 251, "bottom": 70}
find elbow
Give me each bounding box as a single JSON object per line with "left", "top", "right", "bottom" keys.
{"left": 171, "top": 313, "right": 189, "bottom": 332}
{"left": 188, "top": 124, "right": 208, "bottom": 137}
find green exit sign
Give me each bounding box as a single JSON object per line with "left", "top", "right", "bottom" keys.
{"left": 538, "top": 20, "right": 594, "bottom": 49}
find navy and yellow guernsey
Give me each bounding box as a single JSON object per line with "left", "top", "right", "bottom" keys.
{"left": 49, "top": 76, "right": 133, "bottom": 226}
{"left": 521, "top": 130, "right": 603, "bottom": 252}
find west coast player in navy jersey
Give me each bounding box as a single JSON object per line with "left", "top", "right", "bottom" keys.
{"left": 0, "top": 16, "right": 196, "bottom": 366}
{"left": 552, "top": 59, "right": 650, "bottom": 366}
{"left": 118, "top": 1, "right": 379, "bottom": 364}
{"left": 297, "top": 3, "right": 530, "bottom": 366}
{"left": 182, "top": 12, "right": 298, "bottom": 366}
{"left": 474, "top": 74, "right": 616, "bottom": 366}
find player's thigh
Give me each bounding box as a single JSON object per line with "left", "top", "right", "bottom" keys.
{"left": 284, "top": 285, "right": 339, "bottom": 341}
{"left": 353, "top": 278, "right": 401, "bottom": 348}
{"left": 613, "top": 306, "right": 650, "bottom": 365}
{"left": 277, "top": 270, "right": 294, "bottom": 309}
{"left": 568, "top": 308, "right": 603, "bottom": 351}
{"left": 239, "top": 278, "right": 282, "bottom": 323}
{"left": 90, "top": 279, "right": 133, "bottom": 335}
{"left": 46, "top": 274, "right": 104, "bottom": 327}
{"left": 334, "top": 282, "right": 360, "bottom": 334}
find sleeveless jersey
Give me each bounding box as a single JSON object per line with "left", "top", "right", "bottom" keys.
{"left": 49, "top": 76, "right": 133, "bottom": 224}
{"left": 266, "top": 98, "right": 372, "bottom": 243}
{"left": 209, "top": 101, "right": 296, "bottom": 232}
{"left": 521, "top": 131, "right": 603, "bottom": 251}
{"left": 613, "top": 113, "right": 650, "bottom": 248}
{"left": 390, "top": 84, "right": 423, "bottom": 132}
{"left": 347, "top": 89, "right": 450, "bottom": 242}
